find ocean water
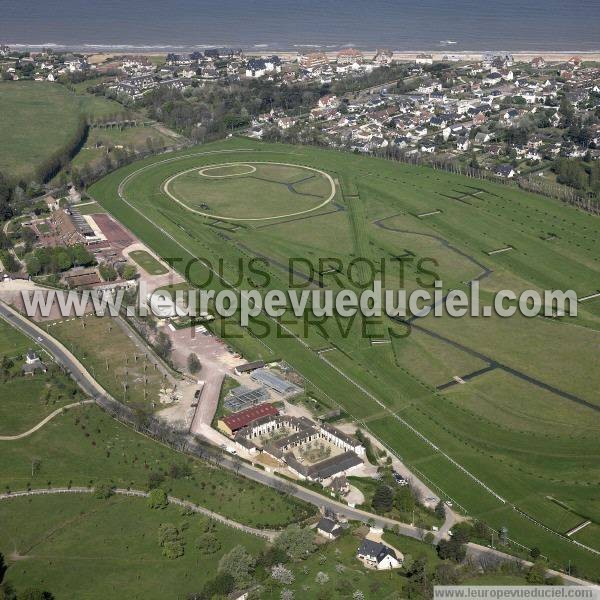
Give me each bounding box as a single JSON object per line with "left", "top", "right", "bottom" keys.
{"left": 1, "top": 0, "right": 599, "bottom": 52}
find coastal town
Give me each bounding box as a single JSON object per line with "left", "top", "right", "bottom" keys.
{"left": 1, "top": 44, "right": 599, "bottom": 196}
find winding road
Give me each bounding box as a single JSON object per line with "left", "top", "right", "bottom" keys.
{"left": 1, "top": 291, "right": 596, "bottom": 587}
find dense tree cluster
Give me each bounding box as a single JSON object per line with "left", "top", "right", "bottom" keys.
{"left": 25, "top": 244, "right": 95, "bottom": 276}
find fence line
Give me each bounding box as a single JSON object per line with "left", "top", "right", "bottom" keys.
{"left": 0, "top": 487, "right": 277, "bottom": 541}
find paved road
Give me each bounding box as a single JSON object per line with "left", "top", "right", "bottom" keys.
{"left": 190, "top": 371, "right": 224, "bottom": 433}
{"left": 0, "top": 301, "right": 108, "bottom": 399}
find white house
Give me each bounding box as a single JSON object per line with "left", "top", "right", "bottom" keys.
{"left": 456, "top": 136, "right": 470, "bottom": 151}
{"left": 495, "top": 164, "right": 516, "bottom": 178}
{"left": 415, "top": 53, "right": 433, "bottom": 65}
{"left": 357, "top": 539, "right": 402, "bottom": 570}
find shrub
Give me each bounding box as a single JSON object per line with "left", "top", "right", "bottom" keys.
{"left": 147, "top": 488, "right": 168, "bottom": 509}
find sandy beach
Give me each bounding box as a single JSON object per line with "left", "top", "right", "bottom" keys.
{"left": 87, "top": 50, "right": 600, "bottom": 65}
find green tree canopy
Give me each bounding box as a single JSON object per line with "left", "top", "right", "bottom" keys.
{"left": 147, "top": 487, "right": 168, "bottom": 509}
{"left": 275, "top": 525, "right": 316, "bottom": 561}
{"left": 218, "top": 545, "right": 256, "bottom": 587}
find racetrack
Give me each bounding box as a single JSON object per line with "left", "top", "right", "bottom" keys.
{"left": 162, "top": 161, "right": 336, "bottom": 221}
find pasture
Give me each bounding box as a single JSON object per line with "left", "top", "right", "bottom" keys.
{"left": 0, "top": 494, "right": 266, "bottom": 599}
{"left": 89, "top": 139, "right": 600, "bottom": 578}
{"left": 0, "top": 402, "right": 313, "bottom": 529}
{"left": 0, "top": 82, "right": 83, "bottom": 181}
{"left": 0, "top": 81, "right": 151, "bottom": 182}
{"left": 0, "top": 372, "right": 83, "bottom": 436}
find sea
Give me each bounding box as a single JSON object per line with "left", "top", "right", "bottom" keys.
{"left": 1, "top": 0, "right": 599, "bottom": 53}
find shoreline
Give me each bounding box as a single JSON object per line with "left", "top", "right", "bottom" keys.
{"left": 83, "top": 50, "right": 600, "bottom": 65}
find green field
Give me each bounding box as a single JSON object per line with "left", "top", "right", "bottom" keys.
{"left": 0, "top": 372, "right": 83, "bottom": 436}
{"left": 0, "top": 317, "right": 37, "bottom": 357}
{"left": 89, "top": 139, "right": 600, "bottom": 579}
{"left": 0, "top": 82, "right": 83, "bottom": 180}
{"left": 44, "top": 316, "right": 165, "bottom": 409}
{"left": 0, "top": 494, "right": 266, "bottom": 599}
{"left": 165, "top": 161, "right": 334, "bottom": 220}
{"left": 75, "top": 201, "right": 107, "bottom": 215}
{"left": 0, "top": 81, "right": 150, "bottom": 182}
{"left": 129, "top": 250, "right": 169, "bottom": 275}
{"left": 72, "top": 125, "right": 175, "bottom": 171}
{"left": 0, "top": 402, "right": 313, "bottom": 529}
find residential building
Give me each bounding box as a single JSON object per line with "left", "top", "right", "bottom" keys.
{"left": 415, "top": 53, "right": 433, "bottom": 65}
{"left": 374, "top": 49, "right": 393, "bottom": 66}
{"left": 337, "top": 48, "right": 364, "bottom": 65}
{"left": 317, "top": 517, "right": 342, "bottom": 540}
{"left": 357, "top": 539, "right": 402, "bottom": 570}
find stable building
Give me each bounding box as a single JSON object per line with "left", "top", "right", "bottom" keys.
{"left": 217, "top": 402, "right": 279, "bottom": 436}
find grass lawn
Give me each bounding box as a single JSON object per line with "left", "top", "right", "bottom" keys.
{"left": 43, "top": 315, "right": 167, "bottom": 409}
{"left": 0, "top": 371, "right": 83, "bottom": 435}
{"left": 129, "top": 250, "right": 169, "bottom": 275}
{"left": 0, "top": 317, "right": 37, "bottom": 358}
{"left": 348, "top": 477, "right": 443, "bottom": 529}
{"left": 89, "top": 139, "right": 600, "bottom": 580}
{"left": 0, "top": 493, "right": 266, "bottom": 599}
{"left": 166, "top": 162, "right": 333, "bottom": 220}
{"left": 0, "top": 81, "right": 82, "bottom": 181}
{"left": 0, "top": 402, "right": 314, "bottom": 529}
{"left": 75, "top": 201, "right": 107, "bottom": 215}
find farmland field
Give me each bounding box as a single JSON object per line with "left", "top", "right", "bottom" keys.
{"left": 90, "top": 139, "right": 600, "bottom": 579}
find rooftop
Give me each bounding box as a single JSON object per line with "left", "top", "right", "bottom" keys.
{"left": 221, "top": 402, "right": 279, "bottom": 432}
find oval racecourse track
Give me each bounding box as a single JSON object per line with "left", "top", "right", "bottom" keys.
{"left": 161, "top": 160, "right": 336, "bottom": 221}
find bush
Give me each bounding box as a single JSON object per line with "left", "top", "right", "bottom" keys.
{"left": 147, "top": 488, "right": 168, "bottom": 509}
{"left": 195, "top": 532, "right": 221, "bottom": 555}
{"left": 93, "top": 482, "right": 114, "bottom": 499}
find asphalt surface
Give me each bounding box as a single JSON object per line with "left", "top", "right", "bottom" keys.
{"left": 0, "top": 301, "right": 105, "bottom": 399}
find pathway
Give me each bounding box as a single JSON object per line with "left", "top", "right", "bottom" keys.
{"left": 0, "top": 487, "right": 277, "bottom": 541}
{"left": 0, "top": 400, "right": 94, "bottom": 441}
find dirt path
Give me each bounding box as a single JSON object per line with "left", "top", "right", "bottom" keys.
{"left": 0, "top": 487, "right": 278, "bottom": 541}
{"left": 0, "top": 400, "right": 95, "bottom": 441}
